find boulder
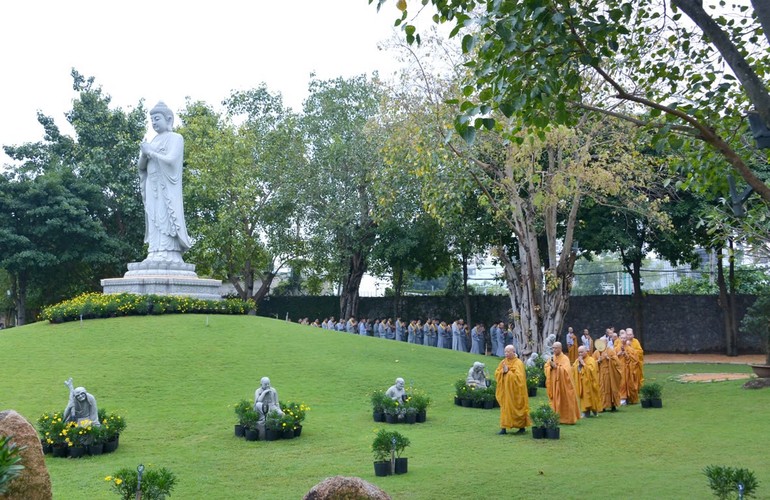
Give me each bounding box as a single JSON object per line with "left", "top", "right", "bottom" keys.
{"left": 304, "top": 476, "right": 391, "bottom": 500}
{"left": 0, "top": 410, "right": 52, "bottom": 500}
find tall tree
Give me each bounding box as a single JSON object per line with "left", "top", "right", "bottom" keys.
{"left": 372, "top": 0, "right": 770, "bottom": 204}
{"left": 179, "top": 86, "right": 307, "bottom": 303}
{"left": 301, "top": 75, "right": 383, "bottom": 320}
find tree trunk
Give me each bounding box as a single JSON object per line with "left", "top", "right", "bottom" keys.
{"left": 14, "top": 273, "right": 26, "bottom": 327}
{"left": 717, "top": 244, "right": 739, "bottom": 356}
{"left": 392, "top": 266, "right": 404, "bottom": 318}
{"left": 252, "top": 271, "right": 276, "bottom": 304}
{"left": 340, "top": 251, "right": 366, "bottom": 320}
{"left": 625, "top": 258, "right": 645, "bottom": 346}
{"left": 461, "top": 251, "right": 472, "bottom": 327}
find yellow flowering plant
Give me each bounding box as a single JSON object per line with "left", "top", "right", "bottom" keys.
{"left": 279, "top": 401, "right": 310, "bottom": 429}
{"left": 37, "top": 412, "right": 67, "bottom": 447}
{"left": 106, "top": 465, "right": 177, "bottom": 500}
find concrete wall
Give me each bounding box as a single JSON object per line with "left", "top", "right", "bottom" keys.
{"left": 257, "top": 294, "right": 762, "bottom": 354}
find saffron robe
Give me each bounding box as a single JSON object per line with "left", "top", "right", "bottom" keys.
{"left": 593, "top": 347, "right": 623, "bottom": 410}
{"left": 544, "top": 352, "right": 581, "bottom": 424}
{"left": 567, "top": 333, "right": 579, "bottom": 364}
{"left": 618, "top": 343, "right": 640, "bottom": 404}
{"left": 573, "top": 355, "right": 602, "bottom": 413}
{"left": 495, "top": 357, "right": 531, "bottom": 429}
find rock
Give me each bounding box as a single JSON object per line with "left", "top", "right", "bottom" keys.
{"left": 304, "top": 476, "right": 391, "bottom": 500}
{"left": 0, "top": 410, "right": 52, "bottom": 500}
{"left": 743, "top": 377, "right": 770, "bottom": 389}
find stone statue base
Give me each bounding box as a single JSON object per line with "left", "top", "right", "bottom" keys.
{"left": 101, "top": 261, "right": 222, "bottom": 301}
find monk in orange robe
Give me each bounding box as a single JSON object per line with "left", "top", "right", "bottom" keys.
{"left": 573, "top": 346, "right": 602, "bottom": 417}
{"left": 566, "top": 327, "right": 578, "bottom": 364}
{"left": 544, "top": 342, "right": 581, "bottom": 424}
{"left": 593, "top": 341, "right": 623, "bottom": 412}
{"left": 626, "top": 328, "right": 644, "bottom": 387}
{"left": 494, "top": 345, "right": 531, "bottom": 434}
{"left": 617, "top": 334, "right": 640, "bottom": 404}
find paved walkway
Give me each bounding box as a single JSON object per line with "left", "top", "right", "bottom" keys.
{"left": 645, "top": 353, "right": 764, "bottom": 365}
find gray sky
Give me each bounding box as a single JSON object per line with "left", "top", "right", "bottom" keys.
{"left": 0, "top": 0, "right": 409, "bottom": 164}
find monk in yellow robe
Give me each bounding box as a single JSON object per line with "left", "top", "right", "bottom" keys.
{"left": 593, "top": 340, "right": 623, "bottom": 411}
{"left": 494, "top": 345, "right": 531, "bottom": 434}
{"left": 544, "top": 342, "right": 581, "bottom": 424}
{"left": 573, "top": 346, "right": 602, "bottom": 417}
{"left": 566, "top": 327, "right": 578, "bottom": 364}
{"left": 626, "top": 328, "right": 644, "bottom": 387}
{"left": 617, "top": 335, "right": 640, "bottom": 404}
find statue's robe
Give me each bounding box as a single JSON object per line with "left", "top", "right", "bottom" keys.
{"left": 573, "top": 356, "right": 602, "bottom": 413}
{"left": 138, "top": 131, "right": 191, "bottom": 256}
{"left": 544, "top": 353, "right": 581, "bottom": 424}
{"left": 495, "top": 357, "right": 531, "bottom": 430}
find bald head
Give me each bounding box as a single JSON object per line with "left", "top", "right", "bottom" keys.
{"left": 553, "top": 341, "right": 563, "bottom": 356}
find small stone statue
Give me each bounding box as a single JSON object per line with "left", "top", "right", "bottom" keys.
{"left": 525, "top": 352, "right": 539, "bottom": 368}
{"left": 466, "top": 362, "right": 488, "bottom": 389}
{"left": 254, "top": 377, "right": 283, "bottom": 422}
{"left": 543, "top": 334, "right": 557, "bottom": 358}
{"left": 385, "top": 378, "right": 407, "bottom": 402}
{"left": 63, "top": 378, "right": 100, "bottom": 426}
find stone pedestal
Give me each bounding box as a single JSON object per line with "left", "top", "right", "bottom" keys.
{"left": 101, "top": 261, "right": 222, "bottom": 300}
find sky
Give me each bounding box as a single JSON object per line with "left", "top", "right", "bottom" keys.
{"left": 0, "top": 0, "right": 414, "bottom": 165}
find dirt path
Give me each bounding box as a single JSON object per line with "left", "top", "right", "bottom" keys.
{"left": 645, "top": 353, "right": 764, "bottom": 365}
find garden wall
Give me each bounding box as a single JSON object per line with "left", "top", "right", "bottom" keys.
{"left": 257, "top": 294, "right": 762, "bottom": 354}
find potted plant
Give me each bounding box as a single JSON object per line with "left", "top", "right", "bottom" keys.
{"left": 371, "top": 429, "right": 411, "bottom": 476}
{"left": 241, "top": 409, "right": 260, "bottom": 441}
{"left": 89, "top": 425, "right": 108, "bottom": 455}
{"left": 106, "top": 465, "right": 177, "bottom": 499}
{"left": 703, "top": 464, "right": 758, "bottom": 499}
{"left": 454, "top": 379, "right": 469, "bottom": 406}
{"left": 264, "top": 409, "right": 282, "bottom": 441}
{"left": 65, "top": 419, "right": 94, "bottom": 458}
{"left": 280, "top": 401, "right": 309, "bottom": 437}
{"left": 542, "top": 405, "right": 561, "bottom": 440}
{"left": 370, "top": 390, "right": 388, "bottom": 422}
{"left": 534, "top": 356, "right": 547, "bottom": 387}
{"left": 740, "top": 292, "right": 770, "bottom": 378}
{"left": 101, "top": 412, "right": 126, "bottom": 453}
{"left": 234, "top": 399, "right": 251, "bottom": 437}
{"left": 480, "top": 388, "right": 496, "bottom": 409}
{"left": 36, "top": 411, "right": 60, "bottom": 454}
{"left": 409, "top": 390, "right": 431, "bottom": 422}
{"left": 279, "top": 413, "right": 296, "bottom": 439}
{"left": 529, "top": 404, "right": 548, "bottom": 439}
{"left": 639, "top": 382, "right": 663, "bottom": 408}
{"left": 526, "top": 366, "right": 540, "bottom": 397}
{"left": 383, "top": 398, "right": 401, "bottom": 424}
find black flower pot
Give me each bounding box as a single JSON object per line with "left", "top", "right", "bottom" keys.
{"left": 294, "top": 425, "right": 303, "bottom": 437}
{"left": 461, "top": 399, "right": 473, "bottom": 408}
{"left": 641, "top": 399, "right": 651, "bottom": 408}
{"left": 528, "top": 387, "right": 537, "bottom": 397}
{"left": 244, "top": 428, "right": 259, "bottom": 441}
{"left": 395, "top": 457, "right": 408, "bottom": 474}
{"left": 404, "top": 413, "right": 417, "bottom": 424}
{"left": 373, "top": 461, "right": 391, "bottom": 477}
{"left": 385, "top": 413, "right": 397, "bottom": 424}
{"left": 416, "top": 411, "right": 426, "bottom": 423}
{"left": 454, "top": 396, "right": 462, "bottom": 406}
{"left": 234, "top": 424, "right": 245, "bottom": 437}
{"left": 69, "top": 446, "right": 86, "bottom": 458}
{"left": 103, "top": 439, "right": 119, "bottom": 454}
{"left": 88, "top": 443, "right": 104, "bottom": 456}
{"left": 265, "top": 429, "right": 280, "bottom": 441}
{"left": 52, "top": 445, "right": 68, "bottom": 457}
{"left": 483, "top": 400, "right": 494, "bottom": 409}
{"left": 546, "top": 427, "right": 560, "bottom": 440}
{"left": 651, "top": 398, "right": 663, "bottom": 408}
{"left": 532, "top": 426, "right": 546, "bottom": 439}
{"left": 373, "top": 411, "right": 384, "bottom": 422}
{"left": 473, "top": 400, "right": 484, "bottom": 409}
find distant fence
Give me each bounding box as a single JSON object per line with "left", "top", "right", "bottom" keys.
{"left": 257, "top": 294, "right": 763, "bottom": 354}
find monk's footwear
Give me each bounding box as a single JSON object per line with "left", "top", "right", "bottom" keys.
{"left": 514, "top": 428, "right": 526, "bottom": 435}
{"left": 610, "top": 406, "right": 617, "bottom": 412}
{"left": 498, "top": 429, "right": 507, "bottom": 435}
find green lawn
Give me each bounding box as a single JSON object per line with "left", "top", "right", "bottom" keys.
{"left": 1, "top": 315, "right": 768, "bottom": 499}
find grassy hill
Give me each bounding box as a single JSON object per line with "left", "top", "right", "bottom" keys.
{"left": 1, "top": 315, "right": 768, "bottom": 499}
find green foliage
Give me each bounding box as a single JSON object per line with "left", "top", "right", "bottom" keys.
{"left": 740, "top": 291, "right": 770, "bottom": 364}
{"left": 106, "top": 465, "right": 177, "bottom": 500}
{"left": 40, "top": 292, "right": 253, "bottom": 324}
{"left": 530, "top": 403, "right": 559, "bottom": 429}
{"left": 639, "top": 382, "right": 663, "bottom": 400}
{"left": 280, "top": 401, "right": 310, "bottom": 429}
{"left": 265, "top": 409, "right": 283, "bottom": 432}
{"left": 371, "top": 429, "right": 411, "bottom": 461}
{"left": 454, "top": 379, "right": 470, "bottom": 398}
{"left": 662, "top": 267, "right": 770, "bottom": 295}
{"left": 703, "top": 465, "right": 758, "bottom": 499}
{"left": 370, "top": 389, "right": 389, "bottom": 413}
{"left": 526, "top": 365, "right": 544, "bottom": 389}
{"left": 0, "top": 435, "right": 25, "bottom": 495}
{"left": 234, "top": 399, "right": 252, "bottom": 426}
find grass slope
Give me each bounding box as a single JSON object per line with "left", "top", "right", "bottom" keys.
{"left": 1, "top": 315, "right": 768, "bottom": 499}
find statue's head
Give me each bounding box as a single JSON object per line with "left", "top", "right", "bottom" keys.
{"left": 149, "top": 101, "right": 174, "bottom": 133}
{"left": 473, "top": 361, "right": 485, "bottom": 372}
{"left": 74, "top": 387, "right": 87, "bottom": 402}
{"left": 395, "top": 378, "right": 405, "bottom": 389}
{"left": 260, "top": 377, "right": 271, "bottom": 390}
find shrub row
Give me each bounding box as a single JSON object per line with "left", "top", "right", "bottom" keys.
{"left": 40, "top": 292, "right": 254, "bottom": 324}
